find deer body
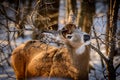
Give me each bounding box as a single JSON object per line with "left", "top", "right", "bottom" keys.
{"left": 11, "top": 27, "right": 90, "bottom": 80}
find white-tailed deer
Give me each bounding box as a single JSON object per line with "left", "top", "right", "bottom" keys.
{"left": 11, "top": 24, "right": 90, "bottom": 80}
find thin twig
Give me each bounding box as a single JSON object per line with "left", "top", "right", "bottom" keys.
{"left": 115, "top": 63, "right": 120, "bottom": 71}
{"left": 89, "top": 44, "right": 109, "bottom": 63}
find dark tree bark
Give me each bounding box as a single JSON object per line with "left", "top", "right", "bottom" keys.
{"left": 65, "top": 0, "right": 77, "bottom": 24}
{"left": 71, "top": 0, "right": 77, "bottom": 15}
{"left": 106, "top": 0, "right": 120, "bottom": 80}
{"left": 79, "top": 0, "right": 95, "bottom": 33}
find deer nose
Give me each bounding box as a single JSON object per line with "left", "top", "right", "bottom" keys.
{"left": 84, "top": 34, "right": 90, "bottom": 42}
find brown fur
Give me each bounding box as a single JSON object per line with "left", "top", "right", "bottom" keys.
{"left": 11, "top": 28, "right": 90, "bottom": 80}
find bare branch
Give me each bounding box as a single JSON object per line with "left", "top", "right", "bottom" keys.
{"left": 115, "top": 63, "right": 120, "bottom": 71}
{"left": 89, "top": 44, "right": 109, "bottom": 63}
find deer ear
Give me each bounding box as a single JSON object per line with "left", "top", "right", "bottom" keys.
{"left": 75, "top": 26, "right": 81, "bottom": 31}
{"left": 67, "top": 10, "right": 76, "bottom": 23}
{"left": 79, "top": 27, "right": 81, "bottom": 31}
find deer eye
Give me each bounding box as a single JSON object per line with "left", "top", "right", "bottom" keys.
{"left": 66, "top": 35, "right": 72, "bottom": 39}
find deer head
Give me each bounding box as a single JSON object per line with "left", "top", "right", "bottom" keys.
{"left": 60, "top": 24, "right": 90, "bottom": 55}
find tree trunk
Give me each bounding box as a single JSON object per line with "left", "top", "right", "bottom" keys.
{"left": 79, "top": 0, "right": 95, "bottom": 33}
{"left": 107, "top": 0, "right": 120, "bottom": 80}
{"left": 71, "top": 0, "right": 77, "bottom": 16}
{"left": 65, "top": 0, "right": 77, "bottom": 24}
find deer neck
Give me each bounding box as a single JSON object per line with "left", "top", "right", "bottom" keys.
{"left": 68, "top": 45, "right": 89, "bottom": 71}
{"left": 64, "top": 39, "right": 89, "bottom": 70}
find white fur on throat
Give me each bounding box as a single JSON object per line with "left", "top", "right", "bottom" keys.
{"left": 76, "top": 41, "right": 90, "bottom": 55}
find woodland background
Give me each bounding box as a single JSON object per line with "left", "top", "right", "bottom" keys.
{"left": 0, "top": 0, "right": 120, "bottom": 80}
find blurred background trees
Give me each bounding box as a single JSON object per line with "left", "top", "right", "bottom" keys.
{"left": 0, "top": 0, "right": 120, "bottom": 80}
